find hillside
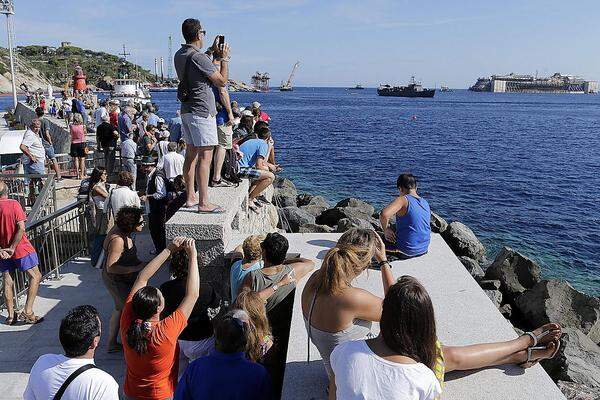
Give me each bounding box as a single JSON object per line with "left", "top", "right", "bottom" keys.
{"left": 0, "top": 44, "right": 156, "bottom": 93}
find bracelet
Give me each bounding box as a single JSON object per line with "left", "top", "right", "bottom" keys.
{"left": 272, "top": 284, "right": 279, "bottom": 292}
{"left": 220, "top": 57, "right": 230, "bottom": 63}
{"left": 378, "top": 260, "right": 391, "bottom": 269}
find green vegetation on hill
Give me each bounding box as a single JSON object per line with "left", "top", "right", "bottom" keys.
{"left": 15, "top": 44, "right": 156, "bottom": 87}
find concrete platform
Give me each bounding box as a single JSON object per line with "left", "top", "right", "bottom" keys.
{"left": 227, "top": 233, "right": 566, "bottom": 400}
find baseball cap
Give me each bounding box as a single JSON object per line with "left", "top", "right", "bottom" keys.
{"left": 252, "top": 101, "right": 261, "bottom": 109}
{"left": 242, "top": 110, "right": 253, "bottom": 117}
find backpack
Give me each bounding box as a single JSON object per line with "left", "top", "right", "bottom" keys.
{"left": 210, "top": 148, "right": 241, "bottom": 186}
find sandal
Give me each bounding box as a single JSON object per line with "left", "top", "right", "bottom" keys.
{"left": 522, "top": 323, "right": 562, "bottom": 347}
{"left": 19, "top": 311, "right": 44, "bottom": 324}
{"left": 5, "top": 314, "right": 18, "bottom": 326}
{"left": 520, "top": 339, "right": 561, "bottom": 369}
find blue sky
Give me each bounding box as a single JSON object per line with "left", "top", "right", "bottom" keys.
{"left": 7, "top": 0, "right": 600, "bottom": 87}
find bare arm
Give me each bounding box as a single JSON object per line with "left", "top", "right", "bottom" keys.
{"left": 177, "top": 239, "right": 200, "bottom": 318}
{"left": 373, "top": 234, "right": 394, "bottom": 295}
{"left": 255, "top": 156, "right": 269, "bottom": 171}
{"left": 351, "top": 288, "right": 384, "bottom": 322}
{"left": 19, "top": 144, "right": 37, "bottom": 163}
{"left": 130, "top": 238, "right": 184, "bottom": 295}
{"left": 92, "top": 185, "right": 109, "bottom": 199}
{"left": 105, "top": 236, "right": 146, "bottom": 275}
{"left": 380, "top": 196, "right": 407, "bottom": 242}
{"left": 207, "top": 43, "right": 231, "bottom": 87}
{"left": 218, "top": 86, "right": 234, "bottom": 124}
{"left": 288, "top": 258, "right": 316, "bottom": 282}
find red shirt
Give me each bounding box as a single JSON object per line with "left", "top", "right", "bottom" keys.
{"left": 121, "top": 292, "right": 188, "bottom": 399}
{"left": 109, "top": 111, "right": 119, "bottom": 129}
{"left": 259, "top": 111, "right": 271, "bottom": 122}
{"left": 0, "top": 199, "right": 36, "bottom": 259}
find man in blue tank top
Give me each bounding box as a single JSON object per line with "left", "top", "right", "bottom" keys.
{"left": 379, "top": 173, "right": 431, "bottom": 258}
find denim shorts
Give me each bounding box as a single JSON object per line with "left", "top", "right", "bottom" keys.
{"left": 25, "top": 161, "right": 46, "bottom": 175}
{"left": 181, "top": 113, "right": 217, "bottom": 147}
{"left": 44, "top": 144, "right": 56, "bottom": 160}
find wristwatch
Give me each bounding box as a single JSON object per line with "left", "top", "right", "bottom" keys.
{"left": 272, "top": 284, "right": 279, "bottom": 292}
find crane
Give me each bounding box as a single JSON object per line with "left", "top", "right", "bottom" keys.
{"left": 279, "top": 61, "right": 300, "bottom": 91}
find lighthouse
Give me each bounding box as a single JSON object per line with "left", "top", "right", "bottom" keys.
{"left": 73, "top": 65, "right": 87, "bottom": 92}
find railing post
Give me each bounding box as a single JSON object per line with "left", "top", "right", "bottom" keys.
{"left": 49, "top": 219, "right": 61, "bottom": 280}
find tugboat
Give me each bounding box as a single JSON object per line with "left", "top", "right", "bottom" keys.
{"left": 377, "top": 76, "right": 435, "bottom": 98}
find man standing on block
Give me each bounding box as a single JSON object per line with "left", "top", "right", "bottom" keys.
{"left": 0, "top": 180, "right": 44, "bottom": 325}
{"left": 174, "top": 18, "right": 231, "bottom": 213}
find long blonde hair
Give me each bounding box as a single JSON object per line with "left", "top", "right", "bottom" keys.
{"left": 311, "top": 228, "right": 379, "bottom": 295}
{"left": 234, "top": 289, "right": 271, "bottom": 361}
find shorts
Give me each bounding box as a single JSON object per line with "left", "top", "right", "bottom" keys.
{"left": 44, "top": 144, "right": 56, "bottom": 160}
{"left": 0, "top": 252, "right": 39, "bottom": 272}
{"left": 25, "top": 161, "right": 46, "bottom": 175}
{"left": 181, "top": 113, "right": 217, "bottom": 147}
{"left": 70, "top": 142, "right": 87, "bottom": 158}
{"left": 238, "top": 167, "right": 262, "bottom": 180}
{"left": 217, "top": 124, "right": 233, "bottom": 149}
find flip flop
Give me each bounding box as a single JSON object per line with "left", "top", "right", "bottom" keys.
{"left": 520, "top": 339, "right": 561, "bottom": 369}
{"left": 180, "top": 202, "right": 200, "bottom": 211}
{"left": 197, "top": 206, "right": 225, "bottom": 214}
{"left": 522, "top": 323, "right": 562, "bottom": 347}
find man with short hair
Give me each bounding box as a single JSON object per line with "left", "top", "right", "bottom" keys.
{"left": 147, "top": 105, "right": 160, "bottom": 127}
{"left": 23, "top": 305, "right": 119, "bottom": 400}
{"left": 20, "top": 119, "right": 47, "bottom": 201}
{"left": 35, "top": 107, "right": 62, "bottom": 180}
{"left": 163, "top": 142, "right": 185, "bottom": 180}
{"left": 93, "top": 100, "right": 108, "bottom": 129}
{"left": 139, "top": 157, "right": 170, "bottom": 253}
{"left": 0, "top": 180, "right": 43, "bottom": 325}
{"left": 238, "top": 125, "right": 275, "bottom": 212}
{"left": 380, "top": 173, "right": 431, "bottom": 259}
{"left": 174, "top": 310, "right": 272, "bottom": 400}
{"left": 174, "top": 18, "right": 231, "bottom": 213}
{"left": 110, "top": 171, "right": 141, "bottom": 215}
{"left": 118, "top": 106, "right": 134, "bottom": 142}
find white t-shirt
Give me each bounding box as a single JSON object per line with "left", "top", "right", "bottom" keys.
{"left": 110, "top": 186, "right": 141, "bottom": 215}
{"left": 162, "top": 151, "right": 185, "bottom": 180}
{"left": 23, "top": 354, "right": 119, "bottom": 400}
{"left": 21, "top": 129, "right": 46, "bottom": 164}
{"left": 330, "top": 340, "right": 442, "bottom": 400}
{"left": 156, "top": 140, "right": 170, "bottom": 169}
{"left": 93, "top": 106, "right": 108, "bottom": 128}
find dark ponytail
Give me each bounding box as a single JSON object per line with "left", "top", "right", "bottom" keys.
{"left": 126, "top": 286, "right": 161, "bottom": 355}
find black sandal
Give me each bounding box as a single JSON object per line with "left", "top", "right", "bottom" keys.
{"left": 5, "top": 315, "right": 17, "bottom": 326}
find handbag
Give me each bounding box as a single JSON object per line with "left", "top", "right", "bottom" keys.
{"left": 177, "top": 50, "right": 196, "bottom": 102}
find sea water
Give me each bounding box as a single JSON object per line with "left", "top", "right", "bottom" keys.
{"left": 8, "top": 88, "right": 599, "bottom": 295}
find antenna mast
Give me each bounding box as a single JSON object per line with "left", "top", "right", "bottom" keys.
{"left": 119, "top": 44, "right": 130, "bottom": 61}
{"left": 167, "top": 35, "right": 173, "bottom": 80}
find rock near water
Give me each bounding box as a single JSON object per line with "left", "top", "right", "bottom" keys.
{"left": 541, "top": 328, "right": 600, "bottom": 389}
{"left": 515, "top": 280, "right": 600, "bottom": 343}
{"left": 484, "top": 247, "right": 541, "bottom": 302}
{"left": 430, "top": 211, "right": 448, "bottom": 234}
{"left": 299, "top": 224, "right": 335, "bottom": 233}
{"left": 335, "top": 198, "right": 375, "bottom": 217}
{"left": 441, "top": 221, "right": 486, "bottom": 261}
{"left": 459, "top": 256, "right": 484, "bottom": 280}
{"left": 316, "top": 206, "right": 372, "bottom": 227}
{"left": 557, "top": 381, "right": 600, "bottom": 400}
{"left": 337, "top": 217, "right": 373, "bottom": 233}
{"left": 277, "top": 206, "right": 315, "bottom": 233}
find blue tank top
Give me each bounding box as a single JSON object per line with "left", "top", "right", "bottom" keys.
{"left": 395, "top": 194, "right": 431, "bottom": 256}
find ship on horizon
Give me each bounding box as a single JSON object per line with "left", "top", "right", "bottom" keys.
{"left": 469, "top": 72, "right": 598, "bottom": 94}
{"left": 348, "top": 84, "right": 364, "bottom": 90}
{"left": 377, "top": 77, "right": 435, "bottom": 98}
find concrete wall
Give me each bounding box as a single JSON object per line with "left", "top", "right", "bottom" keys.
{"left": 14, "top": 102, "right": 71, "bottom": 154}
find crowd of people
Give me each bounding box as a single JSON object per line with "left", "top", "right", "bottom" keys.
{"left": 1, "top": 17, "right": 564, "bottom": 400}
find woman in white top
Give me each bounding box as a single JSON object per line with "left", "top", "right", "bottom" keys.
{"left": 331, "top": 276, "right": 563, "bottom": 400}
{"left": 89, "top": 167, "right": 110, "bottom": 267}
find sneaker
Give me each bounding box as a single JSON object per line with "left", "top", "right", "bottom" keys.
{"left": 212, "top": 179, "right": 234, "bottom": 188}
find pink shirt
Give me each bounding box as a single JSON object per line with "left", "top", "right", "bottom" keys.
{"left": 70, "top": 124, "right": 86, "bottom": 144}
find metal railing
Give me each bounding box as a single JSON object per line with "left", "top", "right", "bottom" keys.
{"left": 1, "top": 199, "right": 89, "bottom": 309}
{"left": 0, "top": 173, "right": 53, "bottom": 211}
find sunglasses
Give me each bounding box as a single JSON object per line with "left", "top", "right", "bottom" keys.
{"left": 136, "top": 219, "right": 145, "bottom": 226}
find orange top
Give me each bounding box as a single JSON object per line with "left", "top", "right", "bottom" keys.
{"left": 120, "top": 292, "right": 187, "bottom": 400}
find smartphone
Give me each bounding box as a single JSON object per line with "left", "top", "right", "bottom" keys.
{"left": 218, "top": 35, "right": 225, "bottom": 51}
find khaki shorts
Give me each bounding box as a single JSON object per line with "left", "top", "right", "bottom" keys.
{"left": 217, "top": 124, "right": 233, "bottom": 149}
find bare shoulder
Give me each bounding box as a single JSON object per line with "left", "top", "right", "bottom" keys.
{"left": 343, "top": 287, "right": 382, "bottom": 307}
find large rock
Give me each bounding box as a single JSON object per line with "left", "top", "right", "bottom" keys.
{"left": 557, "top": 381, "right": 600, "bottom": 400}
{"left": 441, "top": 221, "right": 486, "bottom": 261}
{"left": 459, "top": 256, "right": 484, "bottom": 280}
{"left": 336, "top": 217, "right": 373, "bottom": 233}
{"left": 299, "top": 224, "right": 335, "bottom": 233}
{"left": 300, "top": 204, "right": 329, "bottom": 218}
{"left": 272, "top": 177, "right": 298, "bottom": 207}
{"left": 430, "top": 211, "right": 448, "bottom": 234}
{"left": 484, "top": 247, "right": 541, "bottom": 301}
{"left": 335, "top": 198, "right": 375, "bottom": 217}
{"left": 277, "top": 206, "right": 315, "bottom": 233}
{"left": 316, "top": 206, "right": 372, "bottom": 227}
{"left": 296, "top": 193, "right": 314, "bottom": 207}
{"left": 298, "top": 194, "right": 330, "bottom": 209}
{"left": 541, "top": 328, "right": 600, "bottom": 388}
{"left": 515, "top": 280, "right": 600, "bottom": 343}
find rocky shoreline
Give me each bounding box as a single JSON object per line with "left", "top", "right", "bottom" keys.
{"left": 271, "top": 176, "right": 600, "bottom": 400}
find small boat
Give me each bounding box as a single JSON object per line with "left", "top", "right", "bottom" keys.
{"left": 377, "top": 76, "right": 435, "bottom": 98}
{"left": 348, "top": 84, "right": 364, "bottom": 90}
{"left": 109, "top": 62, "right": 152, "bottom": 105}
{"left": 440, "top": 85, "right": 452, "bottom": 92}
